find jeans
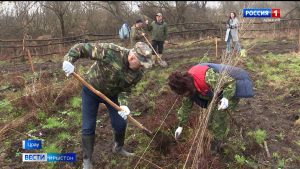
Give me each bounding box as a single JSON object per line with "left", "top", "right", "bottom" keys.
{"left": 226, "top": 31, "right": 241, "bottom": 53}
{"left": 81, "top": 86, "right": 127, "bottom": 136}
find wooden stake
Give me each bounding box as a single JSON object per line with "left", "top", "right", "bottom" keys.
{"left": 27, "top": 49, "right": 35, "bottom": 73}
{"left": 264, "top": 141, "right": 271, "bottom": 158}
{"left": 215, "top": 37, "right": 218, "bottom": 58}
{"left": 298, "top": 28, "right": 300, "bottom": 53}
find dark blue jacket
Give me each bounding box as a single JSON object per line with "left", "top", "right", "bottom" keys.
{"left": 199, "top": 63, "right": 254, "bottom": 98}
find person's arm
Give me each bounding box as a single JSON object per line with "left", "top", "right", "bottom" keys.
{"left": 134, "top": 29, "right": 144, "bottom": 40}
{"left": 231, "top": 18, "right": 239, "bottom": 29}
{"left": 118, "top": 73, "right": 143, "bottom": 106}
{"left": 146, "top": 21, "right": 153, "bottom": 31}
{"left": 226, "top": 19, "right": 230, "bottom": 29}
{"left": 174, "top": 96, "right": 194, "bottom": 140}
{"left": 177, "top": 97, "right": 194, "bottom": 126}
{"left": 64, "top": 43, "right": 114, "bottom": 63}
{"left": 205, "top": 68, "right": 236, "bottom": 99}
{"left": 163, "top": 22, "right": 168, "bottom": 41}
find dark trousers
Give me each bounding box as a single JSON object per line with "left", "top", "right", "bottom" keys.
{"left": 81, "top": 86, "right": 127, "bottom": 136}
{"left": 151, "top": 40, "right": 164, "bottom": 54}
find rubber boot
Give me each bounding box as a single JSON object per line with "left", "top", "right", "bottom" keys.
{"left": 112, "top": 130, "right": 134, "bottom": 157}
{"left": 82, "top": 135, "right": 95, "bottom": 169}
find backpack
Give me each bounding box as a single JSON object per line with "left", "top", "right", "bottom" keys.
{"left": 119, "top": 23, "right": 130, "bottom": 40}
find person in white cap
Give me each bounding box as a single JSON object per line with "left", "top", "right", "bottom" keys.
{"left": 145, "top": 12, "right": 168, "bottom": 67}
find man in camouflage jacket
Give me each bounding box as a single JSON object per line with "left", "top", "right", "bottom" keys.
{"left": 130, "top": 19, "right": 146, "bottom": 48}
{"left": 62, "top": 42, "right": 153, "bottom": 169}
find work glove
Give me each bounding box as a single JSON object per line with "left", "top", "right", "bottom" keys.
{"left": 174, "top": 126, "right": 183, "bottom": 140}
{"left": 62, "top": 61, "right": 75, "bottom": 77}
{"left": 240, "top": 49, "right": 246, "bottom": 57}
{"left": 118, "top": 105, "right": 130, "bottom": 120}
{"left": 218, "top": 98, "right": 229, "bottom": 110}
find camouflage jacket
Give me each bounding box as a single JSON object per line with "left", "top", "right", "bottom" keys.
{"left": 64, "top": 42, "right": 143, "bottom": 99}
{"left": 177, "top": 68, "right": 236, "bottom": 126}
{"left": 130, "top": 25, "right": 145, "bottom": 48}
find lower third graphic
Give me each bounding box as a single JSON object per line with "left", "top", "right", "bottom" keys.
{"left": 22, "top": 153, "right": 76, "bottom": 162}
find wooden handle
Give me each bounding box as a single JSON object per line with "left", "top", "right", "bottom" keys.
{"left": 72, "top": 72, "right": 153, "bottom": 135}
{"left": 142, "top": 34, "right": 163, "bottom": 61}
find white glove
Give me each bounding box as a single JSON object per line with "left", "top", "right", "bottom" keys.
{"left": 174, "top": 126, "right": 183, "bottom": 140}
{"left": 118, "top": 106, "right": 130, "bottom": 120}
{"left": 62, "top": 61, "right": 75, "bottom": 77}
{"left": 218, "top": 98, "right": 229, "bottom": 110}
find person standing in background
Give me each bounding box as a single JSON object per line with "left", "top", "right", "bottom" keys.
{"left": 145, "top": 13, "right": 168, "bottom": 67}
{"left": 225, "top": 12, "right": 241, "bottom": 55}
{"left": 130, "top": 19, "right": 146, "bottom": 48}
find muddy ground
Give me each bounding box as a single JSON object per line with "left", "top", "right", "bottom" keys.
{"left": 1, "top": 39, "right": 299, "bottom": 168}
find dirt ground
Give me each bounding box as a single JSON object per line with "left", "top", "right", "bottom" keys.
{"left": 84, "top": 39, "right": 299, "bottom": 168}
{"left": 1, "top": 39, "right": 299, "bottom": 168}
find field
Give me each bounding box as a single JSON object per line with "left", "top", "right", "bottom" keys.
{"left": 0, "top": 37, "right": 300, "bottom": 169}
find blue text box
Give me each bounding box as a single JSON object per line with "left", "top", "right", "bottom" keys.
{"left": 22, "top": 153, "right": 47, "bottom": 162}
{"left": 22, "top": 140, "right": 42, "bottom": 150}
{"left": 243, "top": 8, "right": 271, "bottom": 18}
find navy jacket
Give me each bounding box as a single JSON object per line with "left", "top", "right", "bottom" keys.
{"left": 199, "top": 63, "right": 254, "bottom": 98}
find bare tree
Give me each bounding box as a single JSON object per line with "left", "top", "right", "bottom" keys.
{"left": 176, "top": 1, "right": 187, "bottom": 23}
{"left": 92, "top": 1, "right": 130, "bottom": 24}
{"left": 40, "top": 1, "right": 70, "bottom": 38}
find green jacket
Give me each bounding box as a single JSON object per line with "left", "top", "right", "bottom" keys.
{"left": 177, "top": 68, "right": 236, "bottom": 126}
{"left": 64, "top": 42, "right": 143, "bottom": 98}
{"left": 130, "top": 25, "right": 145, "bottom": 48}
{"left": 147, "top": 21, "right": 168, "bottom": 41}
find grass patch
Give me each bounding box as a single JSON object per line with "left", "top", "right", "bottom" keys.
{"left": 0, "top": 99, "right": 13, "bottom": 113}
{"left": 43, "top": 143, "right": 61, "bottom": 153}
{"left": 42, "top": 117, "right": 68, "bottom": 129}
{"left": 70, "top": 96, "right": 81, "bottom": 109}
{"left": 247, "top": 129, "right": 267, "bottom": 147}
{"left": 57, "top": 132, "right": 72, "bottom": 141}
{"left": 245, "top": 53, "right": 300, "bottom": 90}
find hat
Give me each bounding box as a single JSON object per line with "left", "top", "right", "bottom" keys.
{"left": 133, "top": 42, "right": 153, "bottom": 68}
{"left": 136, "top": 19, "right": 143, "bottom": 24}
{"left": 156, "top": 13, "right": 162, "bottom": 17}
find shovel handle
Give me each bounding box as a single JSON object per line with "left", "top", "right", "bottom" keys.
{"left": 72, "top": 72, "right": 153, "bottom": 135}
{"left": 142, "top": 34, "right": 163, "bottom": 61}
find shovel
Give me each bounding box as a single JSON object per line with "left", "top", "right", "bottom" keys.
{"left": 142, "top": 34, "right": 168, "bottom": 67}
{"left": 72, "top": 72, "right": 175, "bottom": 152}
{"left": 72, "top": 72, "right": 154, "bottom": 136}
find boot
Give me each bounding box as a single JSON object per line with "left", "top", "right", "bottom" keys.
{"left": 210, "top": 139, "right": 224, "bottom": 155}
{"left": 112, "top": 130, "right": 134, "bottom": 157}
{"left": 157, "top": 54, "right": 168, "bottom": 67}
{"left": 151, "top": 55, "right": 158, "bottom": 66}
{"left": 82, "top": 135, "right": 95, "bottom": 169}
